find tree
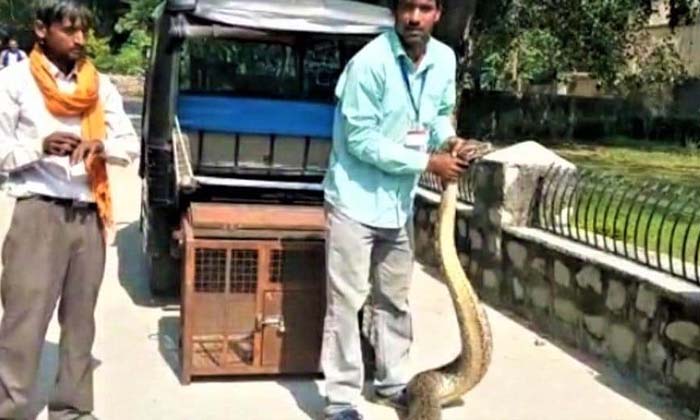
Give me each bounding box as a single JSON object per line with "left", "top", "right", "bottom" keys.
{"left": 432, "top": 0, "right": 479, "bottom": 51}
{"left": 114, "top": 0, "right": 161, "bottom": 35}
{"left": 86, "top": 0, "right": 160, "bottom": 75}
{"left": 0, "top": 0, "right": 125, "bottom": 47}
{"left": 0, "top": 0, "right": 36, "bottom": 45}
{"left": 469, "top": 0, "right": 695, "bottom": 93}
{"left": 0, "top": 0, "right": 32, "bottom": 23}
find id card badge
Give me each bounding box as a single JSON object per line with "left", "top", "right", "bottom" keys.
{"left": 405, "top": 127, "right": 428, "bottom": 152}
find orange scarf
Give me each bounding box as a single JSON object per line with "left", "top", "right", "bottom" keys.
{"left": 29, "top": 46, "right": 112, "bottom": 230}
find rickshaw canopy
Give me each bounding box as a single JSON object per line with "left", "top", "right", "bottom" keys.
{"left": 168, "top": 0, "right": 394, "bottom": 35}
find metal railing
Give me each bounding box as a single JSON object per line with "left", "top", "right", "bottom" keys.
{"left": 533, "top": 166, "right": 700, "bottom": 284}
{"left": 418, "top": 166, "right": 477, "bottom": 204}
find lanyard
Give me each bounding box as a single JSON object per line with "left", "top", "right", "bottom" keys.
{"left": 399, "top": 60, "right": 427, "bottom": 124}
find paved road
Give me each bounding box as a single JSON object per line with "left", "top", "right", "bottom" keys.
{"left": 0, "top": 99, "right": 689, "bottom": 419}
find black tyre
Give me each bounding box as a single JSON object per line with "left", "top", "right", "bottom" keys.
{"left": 147, "top": 253, "right": 179, "bottom": 296}
{"left": 141, "top": 196, "right": 180, "bottom": 296}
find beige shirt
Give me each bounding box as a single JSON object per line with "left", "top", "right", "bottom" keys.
{"left": 0, "top": 58, "right": 139, "bottom": 202}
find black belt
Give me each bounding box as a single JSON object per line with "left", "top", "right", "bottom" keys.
{"left": 19, "top": 194, "right": 98, "bottom": 210}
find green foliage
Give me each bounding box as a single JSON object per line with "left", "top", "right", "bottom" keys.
{"left": 0, "top": 0, "right": 37, "bottom": 44}
{"left": 614, "top": 33, "right": 688, "bottom": 111}
{"left": 0, "top": 0, "right": 155, "bottom": 75}
{"left": 515, "top": 30, "right": 562, "bottom": 83}
{"left": 86, "top": 28, "right": 149, "bottom": 75}
{"left": 86, "top": 0, "right": 159, "bottom": 75}
{"left": 0, "top": 0, "right": 123, "bottom": 36}
{"left": 114, "top": 0, "right": 161, "bottom": 34}
{"left": 106, "top": 0, "right": 162, "bottom": 74}
{"left": 480, "top": 28, "right": 562, "bottom": 90}
{"left": 472, "top": 0, "right": 692, "bottom": 96}
{"left": 85, "top": 29, "right": 112, "bottom": 69}
{"left": 7, "top": 0, "right": 700, "bottom": 86}
{"left": 0, "top": 0, "right": 34, "bottom": 25}
{"left": 110, "top": 29, "right": 151, "bottom": 75}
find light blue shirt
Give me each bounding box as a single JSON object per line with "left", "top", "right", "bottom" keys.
{"left": 323, "top": 30, "right": 457, "bottom": 228}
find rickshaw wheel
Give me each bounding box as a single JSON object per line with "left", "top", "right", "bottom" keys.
{"left": 147, "top": 253, "right": 180, "bottom": 296}
{"left": 142, "top": 204, "right": 180, "bottom": 296}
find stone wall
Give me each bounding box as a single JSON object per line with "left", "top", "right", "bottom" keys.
{"left": 108, "top": 74, "right": 144, "bottom": 98}
{"left": 414, "top": 142, "right": 700, "bottom": 416}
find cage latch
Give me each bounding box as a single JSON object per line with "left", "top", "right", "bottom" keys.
{"left": 257, "top": 314, "right": 286, "bottom": 334}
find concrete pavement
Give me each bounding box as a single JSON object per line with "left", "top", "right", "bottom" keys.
{"left": 0, "top": 163, "right": 689, "bottom": 420}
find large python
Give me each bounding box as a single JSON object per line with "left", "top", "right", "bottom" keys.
{"left": 405, "top": 142, "right": 494, "bottom": 420}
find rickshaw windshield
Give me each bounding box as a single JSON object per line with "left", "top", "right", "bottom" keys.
{"left": 179, "top": 37, "right": 364, "bottom": 102}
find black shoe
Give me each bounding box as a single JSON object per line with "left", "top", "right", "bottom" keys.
{"left": 371, "top": 388, "right": 408, "bottom": 410}
{"left": 48, "top": 410, "right": 98, "bottom": 420}
{"left": 327, "top": 408, "right": 363, "bottom": 420}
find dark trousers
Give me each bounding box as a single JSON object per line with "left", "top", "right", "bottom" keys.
{"left": 0, "top": 197, "right": 105, "bottom": 419}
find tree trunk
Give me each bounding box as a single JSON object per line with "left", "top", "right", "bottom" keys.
{"left": 434, "top": 0, "right": 479, "bottom": 133}
{"left": 433, "top": 0, "right": 478, "bottom": 52}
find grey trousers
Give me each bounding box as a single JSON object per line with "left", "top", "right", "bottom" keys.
{"left": 321, "top": 205, "right": 414, "bottom": 417}
{"left": 0, "top": 197, "right": 105, "bottom": 420}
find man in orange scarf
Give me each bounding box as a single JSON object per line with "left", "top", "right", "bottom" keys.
{"left": 0, "top": 1, "right": 139, "bottom": 419}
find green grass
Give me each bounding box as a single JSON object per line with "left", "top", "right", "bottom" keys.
{"left": 540, "top": 186, "right": 700, "bottom": 270}
{"left": 538, "top": 137, "right": 700, "bottom": 272}
{"left": 550, "top": 136, "right": 700, "bottom": 188}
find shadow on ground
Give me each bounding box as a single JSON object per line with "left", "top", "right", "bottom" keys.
{"left": 158, "top": 315, "right": 182, "bottom": 382}
{"left": 157, "top": 313, "right": 327, "bottom": 419}
{"left": 277, "top": 379, "right": 325, "bottom": 420}
{"left": 115, "top": 221, "right": 178, "bottom": 308}
{"left": 418, "top": 263, "right": 690, "bottom": 420}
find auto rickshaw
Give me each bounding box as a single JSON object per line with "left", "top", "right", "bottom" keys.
{"left": 140, "top": 0, "right": 394, "bottom": 382}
